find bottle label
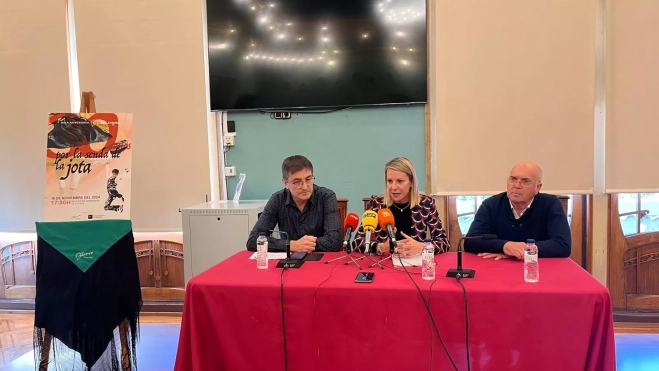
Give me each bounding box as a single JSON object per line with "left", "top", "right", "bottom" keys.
{"left": 423, "top": 251, "right": 434, "bottom": 265}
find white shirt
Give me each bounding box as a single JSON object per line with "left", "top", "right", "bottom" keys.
{"left": 510, "top": 198, "right": 533, "bottom": 219}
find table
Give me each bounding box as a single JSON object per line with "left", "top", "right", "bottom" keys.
{"left": 174, "top": 251, "right": 616, "bottom": 371}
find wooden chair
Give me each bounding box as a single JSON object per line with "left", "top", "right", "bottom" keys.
{"left": 337, "top": 198, "right": 348, "bottom": 236}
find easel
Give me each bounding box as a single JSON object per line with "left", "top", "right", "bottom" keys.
{"left": 39, "top": 91, "right": 133, "bottom": 371}
{"left": 80, "top": 91, "right": 97, "bottom": 113}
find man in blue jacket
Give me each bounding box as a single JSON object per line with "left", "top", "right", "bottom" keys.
{"left": 464, "top": 161, "right": 571, "bottom": 260}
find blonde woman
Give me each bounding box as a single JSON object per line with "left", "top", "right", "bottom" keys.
{"left": 354, "top": 157, "right": 450, "bottom": 255}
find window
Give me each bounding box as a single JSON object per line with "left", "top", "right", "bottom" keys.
{"left": 618, "top": 193, "right": 659, "bottom": 236}
{"left": 455, "top": 196, "right": 490, "bottom": 233}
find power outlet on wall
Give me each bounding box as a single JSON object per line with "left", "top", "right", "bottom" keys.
{"left": 225, "top": 166, "right": 236, "bottom": 177}
{"left": 224, "top": 133, "right": 235, "bottom": 147}
{"left": 273, "top": 112, "right": 291, "bottom": 120}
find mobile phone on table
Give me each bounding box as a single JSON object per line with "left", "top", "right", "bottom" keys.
{"left": 290, "top": 252, "right": 307, "bottom": 260}
{"left": 355, "top": 272, "right": 375, "bottom": 283}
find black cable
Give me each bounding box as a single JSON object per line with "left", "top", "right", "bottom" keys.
{"left": 312, "top": 265, "right": 339, "bottom": 353}
{"left": 456, "top": 275, "right": 471, "bottom": 371}
{"left": 428, "top": 278, "right": 437, "bottom": 371}
{"left": 396, "top": 254, "right": 458, "bottom": 371}
{"left": 280, "top": 268, "right": 288, "bottom": 371}
{"left": 314, "top": 265, "right": 339, "bottom": 299}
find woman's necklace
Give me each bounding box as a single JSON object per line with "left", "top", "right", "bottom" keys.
{"left": 393, "top": 201, "right": 410, "bottom": 211}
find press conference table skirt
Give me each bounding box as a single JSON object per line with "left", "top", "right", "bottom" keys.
{"left": 174, "top": 251, "right": 615, "bottom": 371}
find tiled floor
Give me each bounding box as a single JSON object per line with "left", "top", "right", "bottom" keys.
{"left": 0, "top": 323, "right": 180, "bottom": 371}
{"left": 615, "top": 333, "right": 659, "bottom": 371}
{"left": 1, "top": 322, "right": 658, "bottom": 370}
{"left": 0, "top": 314, "right": 34, "bottom": 366}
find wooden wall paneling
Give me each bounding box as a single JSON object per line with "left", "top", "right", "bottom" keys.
{"left": 337, "top": 198, "right": 348, "bottom": 237}
{"left": 138, "top": 240, "right": 185, "bottom": 301}
{"left": 558, "top": 196, "right": 569, "bottom": 215}
{"left": 147, "top": 240, "right": 185, "bottom": 301}
{"left": 623, "top": 233, "right": 659, "bottom": 310}
{"left": 569, "top": 196, "right": 585, "bottom": 268}
{"left": 608, "top": 194, "right": 628, "bottom": 309}
{"left": 424, "top": 104, "right": 432, "bottom": 195}
{"left": 159, "top": 240, "right": 184, "bottom": 289}
{"left": 135, "top": 241, "right": 157, "bottom": 289}
{"left": 445, "top": 197, "right": 462, "bottom": 252}
{"left": 587, "top": 195, "right": 593, "bottom": 273}
{"left": 637, "top": 246, "right": 659, "bottom": 296}
{"left": 624, "top": 246, "right": 638, "bottom": 294}
{"left": 627, "top": 295, "right": 659, "bottom": 309}
{"left": 0, "top": 241, "right": 36, "bottom": 299}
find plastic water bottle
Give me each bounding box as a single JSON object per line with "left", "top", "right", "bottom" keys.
{"left": 524, "top": 239, "right": 539, "bottom": 283}
{"left": 422, "top": 239, "right": 435, "bottom": 280}
{"left": 256, "top": 232, "right": 268, "bottom": 269}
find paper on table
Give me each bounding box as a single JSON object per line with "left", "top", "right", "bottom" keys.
{"left": 248, "top": 252, "right": 288, "bottom": 260}
{"left": 392, "top": 254, "right": 423, "bottom": 267}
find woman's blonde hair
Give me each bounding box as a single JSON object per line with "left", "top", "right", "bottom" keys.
{"left": 383, "top": 157, "right": 420, "bottom": 208}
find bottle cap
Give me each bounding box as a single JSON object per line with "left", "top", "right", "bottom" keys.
{"left": 526, "top": 239, "right": 535, "bottom": 244}
{"left": 259, "top": 232, "right": 266, "bottom": 236}
{"left": 423, "top": 238, "right": 432, "bottom": 243}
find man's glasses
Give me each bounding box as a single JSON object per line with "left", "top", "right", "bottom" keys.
{"left": 287, "top": 176, "right": 315, "bottom": 188}
{"left": 507, "top": 176, "right": 535, "bottom": 186}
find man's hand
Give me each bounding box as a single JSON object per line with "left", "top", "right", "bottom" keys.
{"left": 478, "top": 253, "right": 510, "bottom": 260}
{"left": 290, "top": 236, "right": 316, "bottom": 253}
{"left": 503, "top": 242, "right": 526, "bottom": 260}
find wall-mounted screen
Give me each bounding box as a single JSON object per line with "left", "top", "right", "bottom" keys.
{"left": 206, "top": 0, "right": 427, "bottom": 111}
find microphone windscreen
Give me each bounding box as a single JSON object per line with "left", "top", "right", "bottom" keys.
{"left": 377, "top": 208, "right": 395, "bottom": 229}
{"left": 362, "top": 210, "right": 378, "bottom": 231}
{"left": 344, "top": 212, "right": 360, "bottom": 231}
{"left": 482, "top": 234, "right": 497, "bottom": 240}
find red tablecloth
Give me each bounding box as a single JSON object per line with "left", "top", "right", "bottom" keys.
{"left": 174, "top": 252, "right": 615, "bottom": 371}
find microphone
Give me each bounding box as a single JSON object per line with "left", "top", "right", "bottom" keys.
{"left": 269, "top": 230, "right": 303, "bottom": 269}
{"left": 446, "top": 234, "right": 497, "bottom": 279}
{"left": 342, "top": 212, "right": 360, "bottom": 252}
{"left": 325, "top": 212, "right": 365, "bottom": 268}
{"left": 377, "top": 208, "right": 397, "bottom": 253}
{"left": 361, "top": 210, "right": 378, "bottom": 255}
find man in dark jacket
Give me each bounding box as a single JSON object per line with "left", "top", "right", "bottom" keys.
{"left": 246, "top": 155, "right": 341, "bottom": 253}
{"left": 464, "top": 161, "right": 571, "bottom": 259}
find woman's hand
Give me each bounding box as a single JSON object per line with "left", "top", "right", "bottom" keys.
{"left": 373, "top": 227, "right": 395, "bottom": 255}
{"left": 377, "top": 240, "right": 390, "bottom": 255}
{"left": 396, "top": 232, "right": 424, "bottom": 256}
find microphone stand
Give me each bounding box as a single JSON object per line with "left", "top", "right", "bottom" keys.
{"left": 345, "top": 240, "right": 375, "bottom": 267}
{"left": 368, "top": 239, "right": 397, "bottom": 269}
{"left": 325, "top": 230, "right": 363, "bottom": 269}
{"left": 273, "top": 230, "right": 304, "bottom": 269}
{"left": 345, "top": 228, "right": 376, "bottom": 267}
{"left": 446, "top": 238, "right": 475, "bottom": 278}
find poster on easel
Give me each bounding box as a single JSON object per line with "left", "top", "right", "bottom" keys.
{"left": 44, "top": 112, "right": 133, "bottom": 222}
